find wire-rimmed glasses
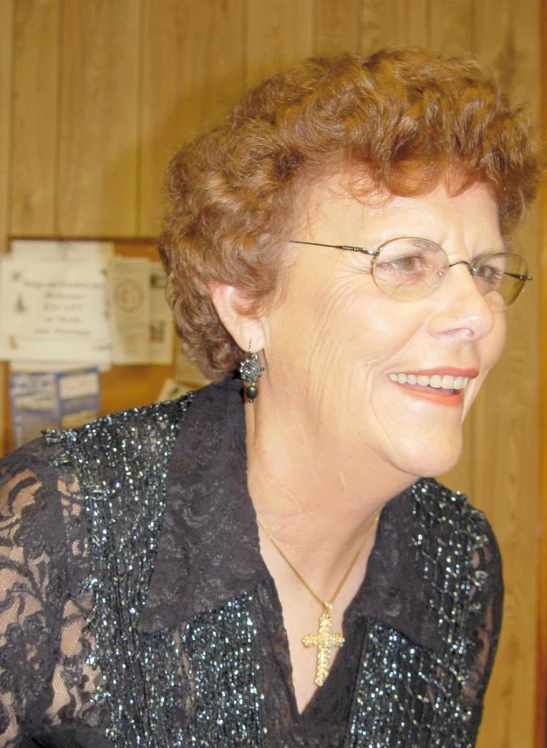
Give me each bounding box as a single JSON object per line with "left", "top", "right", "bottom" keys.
{"left": 289, "top": 237, "right": 532, "bottom": 309}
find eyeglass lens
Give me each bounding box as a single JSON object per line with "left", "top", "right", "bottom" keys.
{"left": 372, "top": 238, "right": 529, "bottom": 308}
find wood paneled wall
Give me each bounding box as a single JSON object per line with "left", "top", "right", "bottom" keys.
{"left": 538, "top": 5, "right": 547, "bottom": 746}
{"left": 0, "top": 2, "right": 542, "bottom": 746}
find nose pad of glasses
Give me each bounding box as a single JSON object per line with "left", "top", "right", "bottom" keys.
{"left": 445, "top": 260, "right": 481, "bottom": 288}
{"left": 447, "top": 260, "right": 473, "bottom": 273}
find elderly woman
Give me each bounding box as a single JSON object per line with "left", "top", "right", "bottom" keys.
{"left": 0, "top": 48, "right": 540, "bottom": 747}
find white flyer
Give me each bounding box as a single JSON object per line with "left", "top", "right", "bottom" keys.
{"left": 0, "top": 256, "right": 111, "bottom": 363}
{"left": 108, "top": 256, "right": 151, "bottom": 364}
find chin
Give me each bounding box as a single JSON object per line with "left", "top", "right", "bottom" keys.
{"left": 395, "top": 439, "right": 463, "bottom": 481}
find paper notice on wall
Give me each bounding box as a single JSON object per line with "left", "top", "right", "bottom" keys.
{"left": 149, "top": 262, "right": 174, "bottom": 365}
{"left": 108, "top": 257, "right": 151, "bottom": 364}
{"left": 9, "top": 372, "right": 58, "bottom": 447}
{"left": 56, "top": 367, "right": 101, "bottom": 430}
{"left": 1, "top": 241, "right": 174, "bottom": 367}
{"left": 0, "top": 256, "right": 111, "bottom": 363}
{"left": 9, "top": 367, "right": 101, "bottom": 448}
{"left": 10, "top": 359, "right": 112, "bottom": 373}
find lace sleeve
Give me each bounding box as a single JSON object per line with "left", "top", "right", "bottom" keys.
{"left": 0, "top": 438, "right": 103, "bottom": 746}
{"left": 463, "top": 510, "right": 504, "bottom": 741}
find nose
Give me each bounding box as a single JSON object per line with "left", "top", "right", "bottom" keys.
{"left": 428, "top": 262, "right": 497, "bottom": 341}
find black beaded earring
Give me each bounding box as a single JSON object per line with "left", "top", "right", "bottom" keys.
{"left": 238, "top": 346, "right": 264, "bottom": 403}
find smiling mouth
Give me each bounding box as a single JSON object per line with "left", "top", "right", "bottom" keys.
{"left": 388, "top": 372, "right": 471, "bottom": 400}
{"left": 389, "top": 373, "right": 470, "bottom": 390}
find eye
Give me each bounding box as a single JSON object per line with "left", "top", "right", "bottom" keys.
{"left": 376, "top": 253, "right": 436, "bottom": 278}
{"left": 385, "top": 255, "right": 423, "bottom": 272}
{"left": 472, "top": 259, "right": 505, "bottom": 288}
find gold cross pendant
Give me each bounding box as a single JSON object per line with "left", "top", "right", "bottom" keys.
{"left": 302, "top": 603, "right": 345, "bottom": 686}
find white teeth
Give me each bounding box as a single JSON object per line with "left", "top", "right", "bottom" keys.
{"left": 389, "top": 373, "right": 471, "bottom": 390}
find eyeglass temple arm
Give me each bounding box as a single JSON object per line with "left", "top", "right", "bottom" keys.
{"left": 504, "top": 271, "right": 533, "bottom": 281}
{"left": 340, "top": 245, "right": 379, "bottom": 256}
{"left": 289, "top": 239, "right": 378, "bottom": 257}
{"left": 450, "top": 259, "right": 533, "bottom": 283}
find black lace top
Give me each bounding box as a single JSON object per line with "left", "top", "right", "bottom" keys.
{"left": 0, "top": 376, "right": 503, "bottom": 747}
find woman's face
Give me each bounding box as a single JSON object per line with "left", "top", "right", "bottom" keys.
{"left": 258, "top": 177, "right": 507, "bottom": 480}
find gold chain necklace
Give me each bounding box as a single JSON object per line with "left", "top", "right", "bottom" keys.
{"left": 257, "top": 515, "right": 379, "bottom": 687}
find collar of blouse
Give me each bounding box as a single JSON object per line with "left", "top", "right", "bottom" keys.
{"left": 139, "top": 376, "right": 444, "bottom": 656}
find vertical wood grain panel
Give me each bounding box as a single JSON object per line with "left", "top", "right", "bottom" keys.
{"left": 10, "top": 0, "right": 59, "bottom": 235}
{"left": 538, "top": 8, "right": 547, "bottom": 746}
{"left": 359, "top": 0, "right": 428, "bottom": 55}
{"left": 57, "top": 0, "right": 140, "bottom": 236}
{"left": 428, "top": 0, "right": 474, "bottom": 53}
{"left": 473, "top": 2, "right": 541, "bottom": 746}
{"left": 315, "top": 0, "right": 361, "bottom": 56}
{"left": 539, "top": 2, "right": 547, "bottom": 738}
{"left": 245, "top": 0, "right": 314, "bottom": 88}
{"left": 0, "top": 0, "right": 13, "bottom": 456}
{"left": 139, "top": 0, "right": 245, "bottom": 236}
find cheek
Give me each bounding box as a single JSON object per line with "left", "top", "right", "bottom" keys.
{"left": 300, "top": 285, "right": 362, "bottom": 398}
{"left": 266, "top": 264, "right": 425, "bottom": 413}
{"left": 304, "top": 289, "right": 422, "bottom": 411}
{"left": 265, "top": 280, "right": 365, "bottom": 417}
{"left": 306, "top": 282, "right": 423, "bottom": 371}
{"left": 264, "top": 280, "right": 344, "bottom": 387}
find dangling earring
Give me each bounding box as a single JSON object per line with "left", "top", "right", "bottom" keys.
{"left": 238, "top": 344, "right": 264, "bottom": 403}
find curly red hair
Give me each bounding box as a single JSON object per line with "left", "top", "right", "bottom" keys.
{"left": 159, "top": 47, "right": 540, "bottom": 379}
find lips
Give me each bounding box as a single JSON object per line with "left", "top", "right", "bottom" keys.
{"left": 387, "top": 368, "right": 478, "bottom": 405}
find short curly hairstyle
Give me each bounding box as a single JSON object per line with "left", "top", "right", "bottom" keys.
{"left": 159, "top": 47, "right": 540, "bottom": 380}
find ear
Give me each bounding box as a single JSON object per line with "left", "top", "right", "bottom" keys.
{"left": 209, "top": 283, "right": 265, "bottom": 352}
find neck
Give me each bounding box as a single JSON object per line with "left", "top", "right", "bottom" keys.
{"left": 245, "top": 390, "right": 414, "bottom": 584}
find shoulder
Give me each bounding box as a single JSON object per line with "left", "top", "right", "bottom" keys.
{"left": 411, "top": 477, "right": 503, "bottom": 603}
{"left": 412, "top": 477, "right": 499, "bottom": 548}
{"left": 0, "top": 436, "right": 69, "bottom": 529}
{"left": 46, "top": 392, "right": 195, "bottom": 467}
{"left": 0, "top": 390, "right": 194, "bottom": 479}
{"left": 0, "top": 433, "right": 63, "bottom": 485}
{"left": 0, "top": 392, "right": 190, "bottom": 512}
{"left": 0, "top": 391, "right": 195, "bottom": 569}
{"left": 0, "top": 433, "right": 96, "bottom": 611}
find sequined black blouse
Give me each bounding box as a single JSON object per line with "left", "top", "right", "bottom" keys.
{"left": 0, "top": 376, "right": 503, "bottom": 747}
